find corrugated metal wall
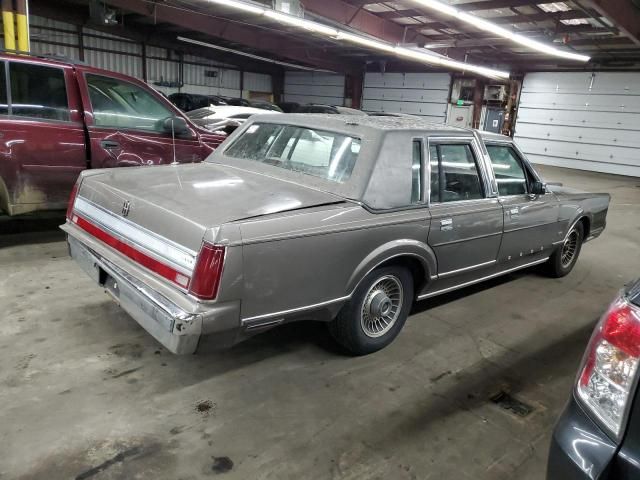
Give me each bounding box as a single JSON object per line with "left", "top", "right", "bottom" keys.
{"left": 13, "top": 15, "right": 274, "bottom": 100}
{"left": 362, "top": 72, "right": 450, "bottom": 121}
{"left": 284, "top": 72, "right": 345, "bottom": 105}
{"left": 514, "top": 72, "right": 640, "bottom": 177}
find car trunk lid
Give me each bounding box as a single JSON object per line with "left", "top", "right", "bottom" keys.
{"left": 73, "top": 162, "right": 345, "bottom": 252}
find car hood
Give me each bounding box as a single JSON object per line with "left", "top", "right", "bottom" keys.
{"left": 77, "top": 162, "right": 345, "bottom": 250}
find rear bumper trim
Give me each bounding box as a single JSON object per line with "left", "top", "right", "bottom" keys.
{"left": 68, "top": 235, "right": 201, "bottom": 354}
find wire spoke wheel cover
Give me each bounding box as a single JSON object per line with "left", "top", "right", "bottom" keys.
{"left": 360, "top": 275, "right": 403, "bottom": 338}
{"left": 561, "top": 229, "right": 579, "bottom": 268}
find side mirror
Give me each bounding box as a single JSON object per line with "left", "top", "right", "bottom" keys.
{"left": 530, "top": 181, "right": 546, "bottom": 195}
{"left": 161, "top": 116, "right": 189, "bottom": 136}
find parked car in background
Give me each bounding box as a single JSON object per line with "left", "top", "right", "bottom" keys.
{"left": 295, "top": 104, "right": 365, "bottom": 115}
{"left": 187, "top": 105, "right": 280, "bottom": 133}
{"left": 62, "top": 115, "right": 610, "bottom": 356}
{"left": 548, "top": 278, "right": 640, "bottom": 479}
{"left": 277, "top": 101, "right": 300, "bottom": 113}
{"left": 0, "top": 53, "right": 225, "bottom": 216}
{"left": 225, "top": 97, "right": 251, "bottom": 107}
{"left": 168, "top": 93, "right": 228, "bottom": 112}
{"left": 248, "top": 99, "right": 283, "bottom": 112}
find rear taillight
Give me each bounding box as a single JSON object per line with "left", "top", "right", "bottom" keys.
{"left": 66, "top": 180, "right": 80, "bottom": 219}
{"left": 576, "top": 297, "right": 640, "bottom": 437}
{"left": 188, "top": 243, "right": 225, "bottom": 300}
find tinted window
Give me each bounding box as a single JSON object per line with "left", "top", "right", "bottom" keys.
{"left": 10, "top": 62, "right": 69, "bottom": 121}
{"left": 0, "top": 63, "right": 7, "bottom": 115}
{"left": 430, "top": 144, "right": 484, "bottom": 202}
{"left": 225, "top": 122, "right": 360, "bottom": 183}
{"left": 86, "top": 74, "right": 173, "bottom": 131}
{"left": 486, "top": 145, "right": 528, "bottom": 196}
{"left": 411, "top": 140, "right": 423, "bottom": 203}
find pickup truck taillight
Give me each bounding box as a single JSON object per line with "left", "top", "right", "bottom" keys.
{"left": 576, "top": 297, "right": 640, "bottom": 437}
{"left": 66, "top": 180, "right": 80, "bottom": 219}
{"left": 188, "top": 243, "right": 225, "bottom": 300}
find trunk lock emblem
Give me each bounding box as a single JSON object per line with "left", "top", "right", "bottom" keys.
{"left": 121, "top": 200, "right": 131, "bottom": 217}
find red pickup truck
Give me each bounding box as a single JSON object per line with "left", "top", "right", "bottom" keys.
{"left": 0, "top": 53, "right": 225, "bottom": 216}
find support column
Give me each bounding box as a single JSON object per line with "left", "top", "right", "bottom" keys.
{"left": 2, "top": 0, "right": 16, "bottom": 52}
{"left": 15, "top": 0, "right": 28, "bottom": 53}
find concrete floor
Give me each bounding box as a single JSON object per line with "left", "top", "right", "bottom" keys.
{"left": 0, "top": 165, "right": 638, "bottom": 480}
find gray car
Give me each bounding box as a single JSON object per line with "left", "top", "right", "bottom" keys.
{"left": 61, "top": 115, "right": 610, "bottom": 355}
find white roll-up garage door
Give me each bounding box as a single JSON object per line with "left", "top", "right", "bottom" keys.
{"left": 514, "top": 72, "right": 640, "bottom": 177}
{"left": 284, "top": 72, "right": 345, "bottom": 106}
{"left": 362, "top": 72, "right": 450, "bottom": 121}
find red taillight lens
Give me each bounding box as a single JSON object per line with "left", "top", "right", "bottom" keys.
{"left": 576, "top": 298, "right": 640, "bottom": 436}
{"left": 66, "top": 180, "right": 80, "bottom": 219}
{"left": 189, "top": 243, "right": 225, "bottom": 300}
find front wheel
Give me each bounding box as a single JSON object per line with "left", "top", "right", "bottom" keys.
{"left": 545, "top": 222, "right": 584, "bottom": 278}
{"left": 329, "top": 265, "right": 413, "bottom": 355}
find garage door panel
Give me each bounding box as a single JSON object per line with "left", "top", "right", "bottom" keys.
{"left": 516, "top": 138, "right": 639, "bottom": 168}
{"left": 284, "top": 72, "right": 345, "bottom": 106}
{"left": 515, "top": 123, "right": 640, "bottom": 149}
{"left": 518, "top": 92, "right": 640, "bottom": 114}
{"left": 515, "top": 72, "right": 640, "bottom": 177}
{"left": 526, "top": 154, "right": 640, "bottom": 177}
{"left": 517, "top": 108, "right": 640, "bottom": 132}
{"left": 285, "top": 83, "right": 344, "bottom": 97}
{"left": 363, "top": 87, "right": 448, "bottom": 103}
{"left": 523, "top": 72, "right": 640, "bottom": 96}
{"left": 362, "top": 72, "right": 450, "bottom": 120}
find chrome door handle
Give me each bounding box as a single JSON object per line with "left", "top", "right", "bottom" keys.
{"left": 440, "top": 218, "right": 453, "bottom": 231}
{"left": 509, "top": 207, "right": 519, "bottom": 215}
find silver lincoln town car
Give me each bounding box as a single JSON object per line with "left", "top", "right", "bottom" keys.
{"left": 62, "top": 114, "right": 610, "bottom": 355}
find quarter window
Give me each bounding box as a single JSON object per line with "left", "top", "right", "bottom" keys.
{"left": 411, "top": 140, "right": 423, "bottom": 203}
{"left": 430, "top": 143, "right": 484, "bottom": 203}
{"left": 486, "top": 145, "right": 528, "bottom": 196}
{"left": 86, "top": 74, "right": 173, "bottom": 131}
{"left": 9, "top": 62, "right": 69, "bottom": 121}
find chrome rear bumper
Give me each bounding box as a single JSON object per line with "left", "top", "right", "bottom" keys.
{"left": 61, "top": 231, "right": 241, "bottom": 354}
{"left": 68, "top": 235, "right": 203, "bottom": 354}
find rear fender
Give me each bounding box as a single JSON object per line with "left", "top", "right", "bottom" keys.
{"left": 346, "top": 239, "right": 436, "bottom": 295}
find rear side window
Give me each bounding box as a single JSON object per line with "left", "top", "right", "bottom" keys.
{"left": 485, "top": 145, "right": 528, "bottom": 196}
{"left": 86, "top": 74, "right": 173, "bottom": 131}
{"left": 430, "top": 143, "right": 484, "bottom": 202}
{"left": 10, "top": 62, "right": 69, "bottom": 121}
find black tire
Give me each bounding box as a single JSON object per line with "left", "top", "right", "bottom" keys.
{"left": 329, "top": 265, "right": 413, "bottom": 355}
{"left": 545, "top": 222, "right": 584, "bottom": 278}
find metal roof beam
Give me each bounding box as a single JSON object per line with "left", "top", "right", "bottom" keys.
{"left": 583, "top": 0, "right": 640, "bottom": 46}
{"left": 101, "top": 0, "right": 359, "bottom": 72}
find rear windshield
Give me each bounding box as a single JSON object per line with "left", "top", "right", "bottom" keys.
{"left": 224, "top": 123, "right": 361, "bottom": 183}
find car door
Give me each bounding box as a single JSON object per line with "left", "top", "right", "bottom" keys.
{"left": 485, "top": 141, "right": 559, "bottom": 264}
{"left": 0, "top": 60, "right": 86, "bottom": 214}
{"left": 427, "top": 137, "right": 503, "bottom": 279}
{"left": 76, "top": 70, "right": 209, "bottom": 168}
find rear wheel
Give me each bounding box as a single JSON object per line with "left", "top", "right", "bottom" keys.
{"left": 329, "top": 265, "right": 413, "bottom": 355}
{"left": 546, "top": 222, "right": 584, "bottom": 277}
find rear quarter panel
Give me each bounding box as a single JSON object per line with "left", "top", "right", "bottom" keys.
{"left": 553, "top": 190, "right": 611, "bottom": 239}
{"left": 237, "top": 205, "right": 434, "bottom": 322}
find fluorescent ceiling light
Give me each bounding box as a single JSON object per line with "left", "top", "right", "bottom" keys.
{"left": 178, "top": 36, "right": 331, "bottom": 71}
{"left": 410, "top": 0, "right": 590, "bottom": 62}
{"left": 198, "top": 0, "right": 508, "bottom": 78}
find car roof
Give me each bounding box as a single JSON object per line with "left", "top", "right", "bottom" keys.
{"left": 248, "top": 113, "right": 489, "bottom": 137}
